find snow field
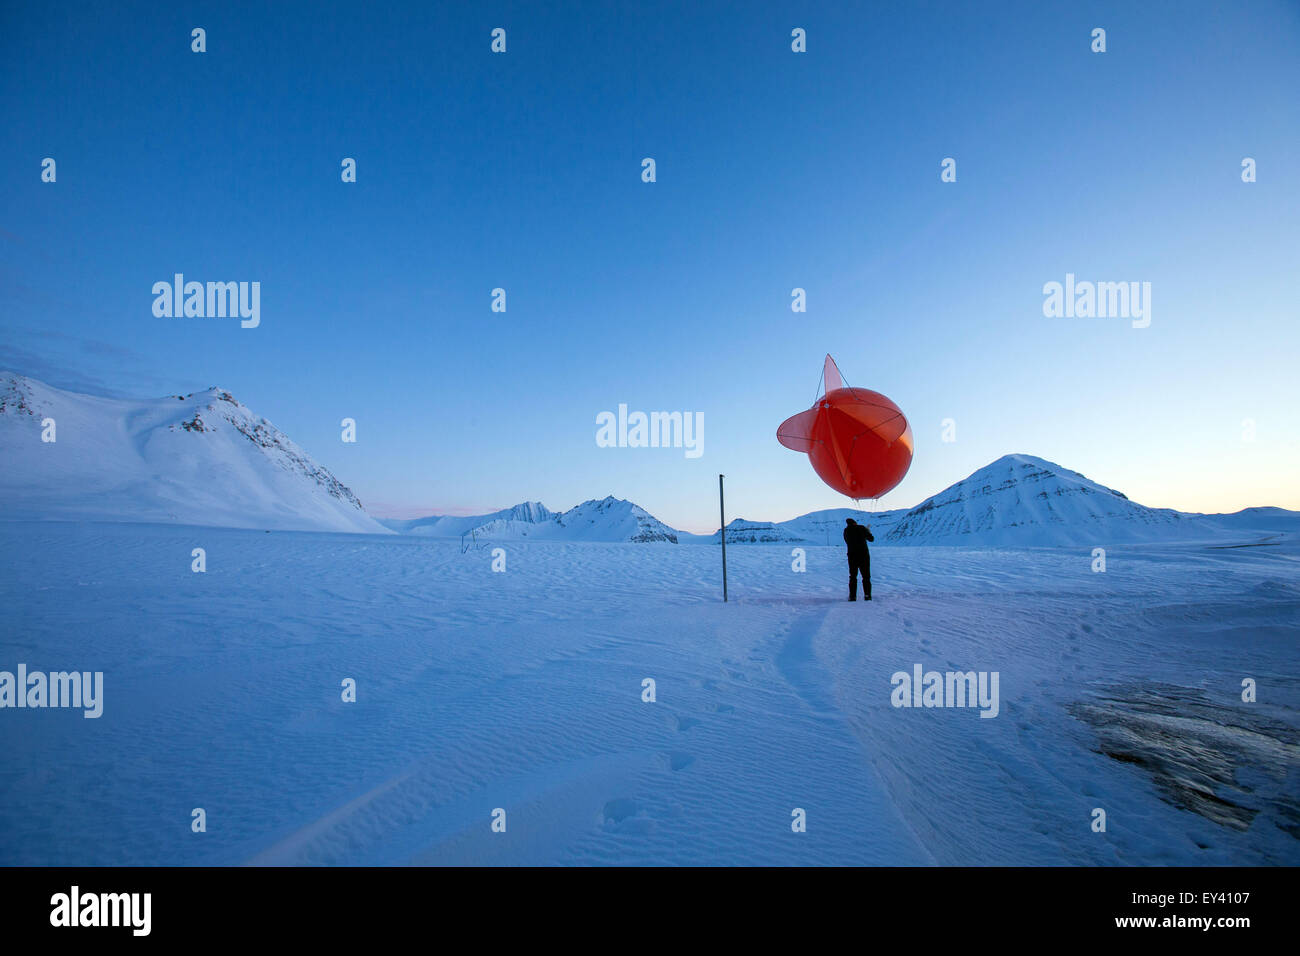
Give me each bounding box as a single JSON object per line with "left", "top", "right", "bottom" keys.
{"left": 2, "top": 523, "right": 1295, "bottom": 865}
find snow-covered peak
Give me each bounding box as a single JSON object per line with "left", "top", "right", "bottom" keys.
{"left": 885, "top": 453, "right": 1189, "bottom": 545}
{"left": 387, "top": 495, "right": 680, "bottom": 543}
{"left": 506, "top": 501, "right": 552, "bottom": 523}
{"left": 981, "top": 453, "right": 1128, "bottom": 497}
{"left": 712, "top": 519, "right": 806, "bottom": 544}
{"left": 0, "top": 374, "right": 387, "bottom": 534}
{"left": 390, "top": 501, "right": 555, "bottom": 537}
{"left": 550, "top": 497, "right": 678, "bottom": 542}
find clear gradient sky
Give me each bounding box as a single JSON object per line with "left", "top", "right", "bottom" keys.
{"left": 3, "top": 1, "right": 1298, "bottom": 533}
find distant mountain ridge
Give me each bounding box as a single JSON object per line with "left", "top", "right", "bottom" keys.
{"left": 3, "top": 375, "right": 1294, "bottom": 544}
{"left": 386, "top": 497, "right": 678, "bottom": 543}
{"left": 379, "top": 502, "right": 555, "bottom": 537}
{"left": 696, "top": 454, "right": 1293, "bottom": 547}
{"left": 703, "top": 507, "right": 904, "bottom": 545}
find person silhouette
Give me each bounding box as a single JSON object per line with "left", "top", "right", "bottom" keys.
{"left": 843, "top": 518, "right": 874, "bottom": 601}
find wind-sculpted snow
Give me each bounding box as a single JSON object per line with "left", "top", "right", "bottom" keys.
{"left": 1, "top": 522, "right": 1295, "bottom": 865}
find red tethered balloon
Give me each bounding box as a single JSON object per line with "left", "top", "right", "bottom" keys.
{"left": 777, "top": 355, "right": 913, "bottom": 500}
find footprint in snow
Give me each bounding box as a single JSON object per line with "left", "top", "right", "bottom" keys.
{"left": 600, "top": 798, "right": 654, "bottom": 834}
{"left": 601, "top": 797, "right": 641, "bottom": 824}
{"left": 664, "top": 751, "right": 695, "bottom": 772}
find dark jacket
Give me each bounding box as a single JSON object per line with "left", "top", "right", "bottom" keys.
{"left": 843, "top": 522, "right": 873, "bottom": 557}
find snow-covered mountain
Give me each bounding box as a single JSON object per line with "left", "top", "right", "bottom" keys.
{"left": 5, "top": 374, "right": 1292, "bottom": 547}
{"left": 882, "top": 453, "right": 1211, "bottom": 546}
{"left": 775, "top": 507, "right": 903, "bottom": 543}
{"left": 533, "top": 497, "right": 680, "bottom": 543}
{"left": 706, "top": 519, "right": 808, "bottom": 544}
{"left": 390, "top": 497, "right": 679, "bottom": 543}
{"left": 705, "top": 508, "right": 906, "bottom": 545}
{"left": 1194, "top": 506, "right": 1300, "bottom": 534}
{"left": 379, "top": 502, "right": 554, "bottom": 537}
{"left": 0, "top": 373, "right": 388, "bottom": 534}
{"left": 707, "top": 455, "right": 1295, "bottom": 547}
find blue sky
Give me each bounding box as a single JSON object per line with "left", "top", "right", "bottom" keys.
{"left": 3, "top": 0, "right": 1298, "bottom": 532}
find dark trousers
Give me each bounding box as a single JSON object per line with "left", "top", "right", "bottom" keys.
{"left": 848, "top": 554, "right": 871, "bottom": 600}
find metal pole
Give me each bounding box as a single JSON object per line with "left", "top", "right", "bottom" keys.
{"left": 719, "top": 474, "right": 728, "bottom": 602}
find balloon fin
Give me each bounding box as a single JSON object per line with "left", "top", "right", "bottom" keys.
{"left": 777, "top": 407, "right": 819, "bottom": 452}
{"left": 822, "top": 354, "right": 844, "bottom": 395}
